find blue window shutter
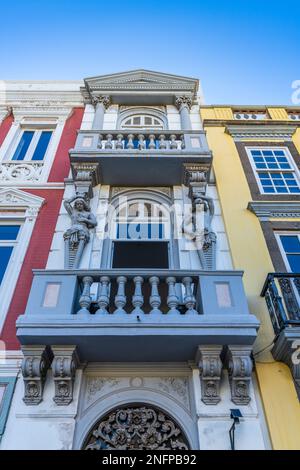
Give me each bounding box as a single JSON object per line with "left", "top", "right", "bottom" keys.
{"left": 31, "top": 131, "right": 52, "bottom": 161}
{"left": 11, "top": 131, "right": 34, "bottom": 160}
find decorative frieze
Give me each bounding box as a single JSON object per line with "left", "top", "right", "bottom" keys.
{"left": 226, "top": 124, "right": 297, "bottom": 141}
{"left": 225, "top": 346, "right": 253, "bottom": 405}
{"left": 51, "top": 346, "right": 79, "bottom": 406}
{"left": 21, "top": 346, "right": 53, "bottom": 405}
{"left": 248, "top": 201, "right": 300, "bottom": 221}
{"left": 196, "top": 346, "right": 223, "bottom": 405}
{"left": 0, "top": 162, "right": 44, "bottom": 182}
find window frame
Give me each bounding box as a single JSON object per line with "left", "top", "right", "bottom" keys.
{"left": 0, "top": 377, "right": 17, "bottom": 442}
{"left": 0, "top": 223, "right": 22, "bottom": 286}
{"left": 275, "top": 232, "right": 300, "bottom": 273}
{"left": 246, "top": 146, "right": 300, "bottom": 195}
{"left": 8, "top": 128, "right": 53, "bottom": 162}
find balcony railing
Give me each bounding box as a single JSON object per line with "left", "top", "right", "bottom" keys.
{"left": 17, "top": 269, "right": 259, "bottom": 362}
{"left": 73, "top": 130, "right": 210, "bottom": 153}
{"left": 261, "top": 273, "right": 300, "bottom": 335}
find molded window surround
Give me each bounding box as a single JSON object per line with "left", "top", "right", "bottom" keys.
{"left": 0, "top": 377, "right": 17, "bottom": 442}
{"left": 246, "top": 147, "right": 300, "bottom": 195}
{"left": 117, "top": 107, "right": 168, "bottom": 130}
{"left": 0, "top": 188, "right": 44, "bottom": 333}
{"left": 275, "top": 232, "right": 300, "bottom": 273}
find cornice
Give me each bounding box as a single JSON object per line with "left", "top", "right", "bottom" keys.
{"left": 248, "top": 201, "right": 300, "bottom": 221}
{"left": 225, "top": 124, "right": 298, "bottom": 141}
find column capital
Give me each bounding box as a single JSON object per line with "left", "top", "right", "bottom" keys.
{"left": 91, "top": 95, "right": 111, "bottom": 109}
{"left": 183, "top": 163, "right": 210, "bottom": 202}
{"left": 225, "top": 346, "right": 253, "bottom": 405}
{"left": 51, "top": 346, "right": 79, "bottom": 406}
{"left": 175, "top": 95, "right": 193, "bottom": 111}
{"left": 21, "top": 345, "right": 53, "bottom": 405}
{"left": 71, "top": 162, "right": 100, "bottom": 200}
{"left": 196, "top": 345, "right": 223, "bottom": 405}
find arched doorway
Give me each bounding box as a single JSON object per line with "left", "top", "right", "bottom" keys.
{"left": 83, "top": 404, "right": 190, "bottom": 450}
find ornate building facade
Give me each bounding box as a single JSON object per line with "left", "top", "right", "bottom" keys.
{"left": 0, "top": 70, "right": 298, "bottom": 450}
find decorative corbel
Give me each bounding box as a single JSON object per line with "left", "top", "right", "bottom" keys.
{"left": 183, "top": 164, "right": 209, "bottom": 204}
{"left": 71, "top": 162, "right": 100, "bottom": 200}
{"left": 196, "top": 346, "right": 223, "bottom": 405}
{"left": 51, "top": 346, "right": 79, "bottom": 406}
{"left": 21, "top": 346, "right": 53, "bottom": 405}
{"left": 225, "top": 346, "right": 253, "bottom": 405}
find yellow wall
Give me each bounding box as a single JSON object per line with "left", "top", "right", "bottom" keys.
{"left": 202, "top": 111, "right": 300, "bottom": 450}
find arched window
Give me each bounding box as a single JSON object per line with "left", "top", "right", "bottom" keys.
{"left": 120, "top": 114, "right": 165, "bottom": 130}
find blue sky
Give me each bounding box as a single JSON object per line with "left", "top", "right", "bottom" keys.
{"left": 0, "top": 0, "right": 299, "bottom": 104}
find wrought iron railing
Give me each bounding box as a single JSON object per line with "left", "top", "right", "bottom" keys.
{"left": 261, "top": 273, "right": 300, "bottom": 335}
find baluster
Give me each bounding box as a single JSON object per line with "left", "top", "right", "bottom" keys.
{"left": 126, "top": 134, "right": 135, "bottom": 149}
{"left": 115, "top": 134, "right": 124, "bottom": 149}
{"left": 166, "top": 277, "right": 180, "bottom": 315}
{"left": 96, "top": 276, "right": 110, "bottom": 314}
{"left": 105, "top": 134, "right": 113, "bottom": 149}
{"left": 182, "top": 277, "right": 197, "bottom": 314}
{"left": 97, "top": 134, "right": 103, "bottom": 149}
{"left": 114, "top": 276, "right": 127, "bottom": 314}
{"left": 77, "top": 276, "right": 93, "bottom": 315}
{"left": 138, "top": 134, "right": 145, "bottom": 150}
{"left": 149, "top": 276, "right": 161, "bottom": 315}
{"left": 180, "top": 135, "right": 186, "bottom": 149}
{"left": 132, "top": 276, "right": 144, "bottom": 315}
{"left": 170, "top": 134, "right": 178, "bottom": 149}
{"left": 158, "top": 134, "right": 167, "bottom": 150}
{"left": 149, "top": 134, "right": 156, "bottom": 150}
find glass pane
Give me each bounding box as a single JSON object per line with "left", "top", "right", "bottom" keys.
{"left": 262, "top": 150, "right": 273, "bottom": 156}
{"left": 0, "top": 384, "right": 6, "bottom": 407}
{"left": 145, "top": 117, "right": 152, "bottom": 125}
{"left": 276, "top": 187, "right": 288, "bottom": 193}
{"left": 280, "top": 236, "right": 300, "bottom": 253}
{"left": 287, "top": 255, "right": 300, "bottom": 273}
{"left": 263, "top": 187, "right": 275, "bottom": 193}
{"left": 133, "top": 117, "right": 140, "bottom": 125}
{"left": 0, "top": 246, "right": 13, "bottom": 284}
{"left": 274, "top": 150, "right": 285, "bottom": 156}
{"left": 12, "top": 131, "right": 34, "bottom": 160}
{"left": 31, "top": 131, "right": 52, "bottom": 161}
{"left": 251, "top": 150, "right": 262, "bottom": 156}
{"left": 0, "top": 225, "right": 20, "bottom": 240}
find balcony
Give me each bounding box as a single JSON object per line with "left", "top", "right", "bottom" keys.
{"left": 17, "top": 269, "right": 259, "bottom": 362}
{"left": 261, "top": 273, "right": 300, "bottom": 397}
{"left": 69, "top": 130, "right": 211, "bottom": 186}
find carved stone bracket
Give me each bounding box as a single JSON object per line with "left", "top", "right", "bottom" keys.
{"left": 272, "top": 330, "right": 300, "bottom": 400}
{"left": 71, "top": 162, "right": 100, "bottom": 200}
{"left": 183, "top": 164, "right": 210, "bottom": 204}
{"left": 196, "top": 346, "right": 223, "bottom": 405}
{"left": 21, "top": 346, "right": 53, "bottom": 405}
{"left": 51, "top": 346, "right": 79, "bottom": 405}
{"left": 225, "top": 346, "right": 253, "bottom": 405}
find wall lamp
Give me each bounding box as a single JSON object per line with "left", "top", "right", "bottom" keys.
{"left": 229, "top": 409, "right": 243, "bottom": 451}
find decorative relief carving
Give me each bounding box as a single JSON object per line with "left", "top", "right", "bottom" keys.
{"left": 0, "top": 162, "right": 44, "bottom": 182}
{"left": 21, "top": 346, "right": 53, "bottom": 405}
{"left": 157, "top": 377, "right": 189, "bottom": 408}
{"left": 225, "top": 346, "right": 253, "bottom": 405}
{"left": 84, "top": 405, "right": 189, "bottom": 450}
{"left": 86, "top": 377, "right": 121, "bottom": 404}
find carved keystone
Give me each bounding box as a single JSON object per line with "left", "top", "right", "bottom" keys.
{"left": 21, "top": 345, "right": 53, "bottom": 405}
{"left": 196, "top": 345, "right": 223, "bottom": 405}
{"left": 225, "top": 346, "right": 253, "bottom": 405}
{"left": 51, "top": 346, "right": 79, "bottom": 406}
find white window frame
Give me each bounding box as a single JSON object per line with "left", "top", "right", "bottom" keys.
{"left": 0, "top": 222, "right": 22, "bottom": 284}
{"left": 120, "top": 114, "right": 164, "bottom": 130}
{"left": 246, "top": 146, "right": 300, "bottom": 195}
{"left": 7, "top": 129, "right": 53, "bottom": 162}
{"left": 0, "top": 188, "right": 44, "bottom": 333}
{"left": 275, "top": 232, "right": 300, "bottom": 273}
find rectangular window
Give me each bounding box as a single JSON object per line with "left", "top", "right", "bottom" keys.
{"left": 11, "top": 130, "right": 53, "bottom": 161}
{"left": 277, "top": 234, "right": 300, "bottom": 272}
{"left": 247, "top": 148, "right": 300, "bottom": 194}
{"left": 0, "top": 225, "right": 21, "bottom": 285}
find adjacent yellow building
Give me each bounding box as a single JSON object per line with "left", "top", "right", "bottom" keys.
{"left": 201, "top": 105, "right": 300, "bottom": 449}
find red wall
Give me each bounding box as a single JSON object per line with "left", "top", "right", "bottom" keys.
{"left": 0, "top": 114, "right": 13, "bottom": 146}
{"left": 0, "top": 107, "right": 84, "bottom": 350}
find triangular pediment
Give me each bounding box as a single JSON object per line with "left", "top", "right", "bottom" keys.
{"left": 84, "top": 69, "right": 198, "bottom": 95}
{"left": 0, "top": 188, "right": 45, "bottom": 209}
